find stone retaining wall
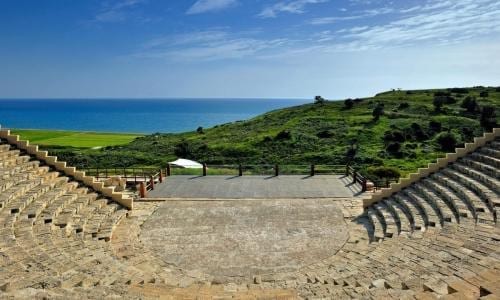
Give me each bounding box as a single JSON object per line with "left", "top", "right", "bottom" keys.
{"left": 363, "top": 128, "right": 500, "bottom": 207}
{"left": 0, "top": 127, "right": 133, "bottom": 209}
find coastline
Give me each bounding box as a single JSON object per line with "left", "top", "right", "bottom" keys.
{"left": 0, "top": 98, "right": 311, "bottom": 134}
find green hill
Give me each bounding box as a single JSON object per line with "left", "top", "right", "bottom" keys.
{"left": 25, "top": 86, "right": 499, "bottom": 180}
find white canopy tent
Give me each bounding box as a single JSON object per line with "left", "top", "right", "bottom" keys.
{"left": 168, "top": 158, "right": 203, "bottom": 169}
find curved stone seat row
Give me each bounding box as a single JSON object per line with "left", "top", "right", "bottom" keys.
{"left": 0, "top": 141, "right": 148, "bottom": 293}
{"left": 363, "top": 138, "right": 499, "bottom": 243}
{"left": 1, "top": 134, "right": 499, "bottom": 298}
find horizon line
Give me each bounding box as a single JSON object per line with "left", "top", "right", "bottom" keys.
{"left": 0, "top": 97, "right": 312, "bottom": 101}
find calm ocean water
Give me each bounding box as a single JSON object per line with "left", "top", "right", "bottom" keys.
{"left": 0, "top": 99, "right": 309, "bottom": 134}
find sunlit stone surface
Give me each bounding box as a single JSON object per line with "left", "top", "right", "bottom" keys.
{"left": 140, "top": 199, "right": 348, "bottom": 281}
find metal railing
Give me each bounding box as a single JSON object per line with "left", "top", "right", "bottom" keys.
{"left": 346, "top": 165, "right": 368, "bottom": 192}
{"left": 82, "top": 167, "right": 162, "bottom": 183}
{"left": 82, "top": 167, "right": 164, "bottom": 198}
{"left": 165, "top": 164, "right": 347, "bottom": 177}
{"left": 82, "top": 164, "right": 375, "bottom": 197}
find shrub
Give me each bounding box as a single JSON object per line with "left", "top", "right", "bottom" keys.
{"left": 372, "top": 103, "right": 385, "bottom": 120}
{"left": 174, "top": 140, "right": 193, "bottom": 158}
{"left": 433, "top": 96, "right": 444, "bottom": 112}
{"left": 434, "top": 91, "right": 451, "bottom": 97}
{"left": 461, "top": 127, "right": 475, "bottom": 141}
{"left": 449, "top": 88, "right": 469, "bottom": 94}
{"left": 435, "top": 132, "right": 458, "bottom": 152}
{"left": 429, "top": 120, "right": 442, "bottom": 133}
{"left": 383, "top": 130, "right": 405, "bottom": 143}
{"left": 220, "top": 146, "right": 258, "bottom": 159}
{"left": 344, "top": 99, "right": 354, "bottom": 109}
{"left": 479, "top": 91, "right": 489, "bottom": 98}
{"left": 196, "top": 126, "right": 204, "bottom": 134}
{"left": 262, "top": 136, "right": 273, "bottom": 142}
{"left": 397, "top": 102, "right": 409, "bottom": 110}
{"left": 444, "top": 96, "right": 456, "bottom": 104}
{"left": 316, "top": 130, "right": 334, "bottom": 138}
{"left": 386, "top": 142, "right": 402, "bottom": 155}
{"left": 410, "top": 123, "right": 427, "bottom": 141}
{"left": 367, "top": 166, "right": 401, "bottom": 179}
{"left": 461, "top": 96, "right": 479, "bottom": 113}
{"left": 480, "top": 106, "right": 497, "bottom": 130}
{"left": 275, "top": 130, "right": 292, "bottom": 140}
{"left": 496, "top": 87, "right": 500, "bottom": 92}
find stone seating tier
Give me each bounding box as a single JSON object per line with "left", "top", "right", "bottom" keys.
{"left": 0, "top": 133, "right": 498, "bottom": 298}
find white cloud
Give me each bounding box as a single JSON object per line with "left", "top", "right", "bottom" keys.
{"left": 303, "top": 0, "right": 500, "bottom": 52}
{"left": 335, "top": 0, "right": 500, "bottom": 50}
{"left": 309, "top": 6, "right": 393, "bottom": 25}
{"left": 94, "top": 0, "right": 145, "bottom": 23}
{"left": 135, "top": 30, "right": 289, "bottom": 61}
{"left": 259, "top": 0, "right": 329, "bottom": 18}
{"left": 187, "top": 0, "right": 238, "bottom": 15}
{"left": 133, "top": 0, "right": 500, "bottom": 63}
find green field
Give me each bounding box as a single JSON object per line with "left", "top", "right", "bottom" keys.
{"left": 10, "top": 129, "right": 141, "bottom": 148}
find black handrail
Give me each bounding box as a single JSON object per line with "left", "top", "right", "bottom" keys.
{"left": 346, "top": 165, "right": 367, "bottom": 192}
{"left": 84, "top": 164, "right": 375, "bottom": 196}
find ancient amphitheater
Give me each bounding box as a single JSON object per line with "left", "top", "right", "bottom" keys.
{"left": 0, "top": 127, "right": 499, "bottom": 299}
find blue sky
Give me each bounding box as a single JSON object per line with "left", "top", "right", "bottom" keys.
{"left": 0, "top": 0, "right": 499, "bottom": 99}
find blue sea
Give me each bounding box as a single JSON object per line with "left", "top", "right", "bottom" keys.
{"left": 0, "top": 99, "right": 309, "bottom": 134}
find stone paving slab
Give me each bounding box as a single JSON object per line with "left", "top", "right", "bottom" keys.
{"left": 148, "top": 175, "right": 361, "bottom": 199}
{"left": 139, "top": 199, "right": 349, "bottom": 282}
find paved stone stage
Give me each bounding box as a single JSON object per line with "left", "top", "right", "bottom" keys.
{"left": 147, "top": 175, "right": 361, "bottom": 199}
{"left": 139, "top": 199, "right": 349, "bottom": 282}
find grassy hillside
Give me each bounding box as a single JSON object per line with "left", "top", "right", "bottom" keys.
{"left": 10, "top": 130, "right": 141, "bottom": 148}
{"left": 20, "top": 86, "right": 499, "bottom": 179}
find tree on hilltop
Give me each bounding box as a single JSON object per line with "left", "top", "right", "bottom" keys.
{"left": 314, "top": 96, "right": 325, "bottom": 105}
{"left": 344, "top": 98, "right": 354, "bottom": 109}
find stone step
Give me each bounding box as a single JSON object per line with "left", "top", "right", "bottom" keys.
{"left": 490, "top": 140, "right": 500, "bottom": 149}
{"left": 373, "top": 202, "right": 398, "bottom": 238}
{"left": 0, "top": 150, "right": 21, "bottom": 160}
{"left": 403, "top": 188, "right": 443, "bottom": 228}
{"left": 480, "top": 146, "right": 500, "bottom": 159}
{"left": 470, "top": 152, "right": 500, "bottom": 169}
{"left": 385, "top": 197, "right": 413, "bottom": 234}
{"left": 393, "top": 194, "right": 426, "bottom": 231}
{"left": 0, "top": 160, "right": 39, "bottom": 179}
{"left": 461, "top": 157, "right": 500, "bottom": 179}
{"left": 440, "top": 168, "right": 498, "bottom": 211}
{"left": 96, "top": 209, "right": 128, "bottom": 241}
{"left": 39, "top": 193, "right": 79, "bottom": 223}
{"left": 0, "top": 155, "right": 32, "bottom": 169}
{"left": 433, "top": 173, "right": 495, "bottom": 224}
{"left": 422, "top": 179, "right": 471, "bottom": 222}
{"left": 421, "top": 178, "right": 467, "bottom": 222}
{"left": 0, "top": 144, "right": 11, "bottom": 152}
{"left": 451, "top": 163, "right": 500, "bottom": 197}
{"left": 0, "top": 178, "right": 45, "bottom": 210}
{"left": 366, "top": 208, "right": 385, "bottom": 242}
{"left": 412, "top": 183, "right": 458, "bottom": 224}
